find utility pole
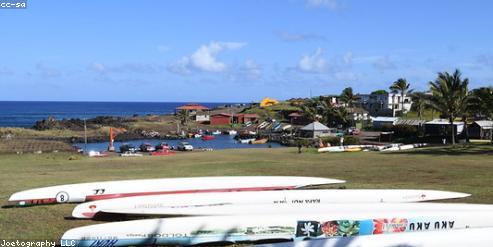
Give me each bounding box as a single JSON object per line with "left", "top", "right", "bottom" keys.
{"left": 84, "top": 118, "right": 88, "bottom": 154}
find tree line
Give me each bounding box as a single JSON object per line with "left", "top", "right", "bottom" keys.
{"left": 300, "top": 69, "right": 493, "bottom": 145}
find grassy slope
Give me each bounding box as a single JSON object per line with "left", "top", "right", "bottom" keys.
{"left": 0, "top": 146, "right": 492, "bottom": 240}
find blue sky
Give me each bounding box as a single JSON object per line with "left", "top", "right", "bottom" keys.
{"left": 1, "top": 0, "right": 492, "bottom": 102}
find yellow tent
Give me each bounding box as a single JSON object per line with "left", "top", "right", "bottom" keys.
{"left": 260, "top": 97, "right": 279, "bottom": 107}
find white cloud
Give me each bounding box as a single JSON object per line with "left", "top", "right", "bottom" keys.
{"left": 298, "top": 48, "right": 328, "bottom": 73}
{"left": 225, "top": 59, "right": 263, "bottom": 82}
{"left": 343, "top": 52, "right": 353, "bottom": 65}
{"left": 168, "top": 41, "right": 246, "bottom": 74}
{"left": 167, "top": 57, "right": 193, "bottom": 75}
{"left": 373, "top": 56, "right": 396, "bottom": 71}
{"left": 306, "top": 0, "right": 340, "bottom": 10}
{"left": 242, "top": 59, "right": 262, "bottom": 79}
{"left": 89, "top": 62, "right": 106, "bottom": 73}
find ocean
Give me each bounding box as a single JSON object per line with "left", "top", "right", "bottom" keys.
{"left": 0, "top": 101, "right": 236, "bottom": 128}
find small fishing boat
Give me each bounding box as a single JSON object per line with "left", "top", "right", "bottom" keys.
{"left": 211, "top": 130, "right": 221, "bottom": 135}
{"left": 228, "top": 130, "right": 237, "bottom": 135}
{"left": 239, "top": 138, "right": 255, "bottom": 144}
{"left": 194, "top": 133, "right": 202, "bottom": 138}
{"left": 155, "top": 142, "right": 170, "bottom": 151}
{"left": 202, "top": 135, "right": 215, "bottom": 141}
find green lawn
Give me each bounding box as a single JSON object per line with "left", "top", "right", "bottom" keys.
{"left": 0, "top": 145, "right": 492, "bottom": 241}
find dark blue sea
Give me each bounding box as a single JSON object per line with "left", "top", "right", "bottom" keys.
{"left": 0, "top": 101, "right": 235, "bottom": 128}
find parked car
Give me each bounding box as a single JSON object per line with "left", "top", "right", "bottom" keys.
{"left": 177, "top": 142, "right": 193, "bottom": 151}
{"left": 119, "top": 143, "right": 137, "bottom": 153}
{"left": 139, "top": 143, "right": 156, "bottom": 152}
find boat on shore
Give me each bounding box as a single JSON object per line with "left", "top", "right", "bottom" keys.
{"left": 251, "top": 138, "right": 268, "bottom": 144}
{"left": 120, "top": 152, "right": 143, "bottom": 157}
{"left": 61, "top": 209, "right": 493, "bottom": 246}
{"left": 87, "top": 151, "right": 109, "bottom": 157}
{"left": 72, "top": 189, "right": 470, "bottom": 219}
{"left": 259, "top": 227, "right": 493, "bottom": 247}
{"left": 201, "top": 135, "right": 215, "bottom": 141}
{"left": 95, "top": 202, "right": 491, "bottom": 217}
{"left": 139, "top": 143, "right": 155, "bottom": 152}
{"left": 8, "top": 176, "right": 344, "bottom": 206}
{"left": 239, "top": 138, "right": 255, "bottom": 144}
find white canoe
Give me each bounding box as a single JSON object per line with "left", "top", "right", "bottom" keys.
{"left": 257, "top": 227, "right": 493, "bottom": 247}
{"left": 318, "top": 147, "right": 344, "bottom": 153}
{"left": 399, "top": 144, "right": 415, "bottom": 150}
{"left": 120, "top": 153, "right": 143, "bottom": 157}
{"left": 96, "top": 202, "right": 490, "bottom": 217}
{"left": 8, "top": 176, "right": 344, "bottom": 206}
{"left": 61, "top": 210, "right": 493, "bottom": 246}
{"left": 72, "top": 189, "right": 470, "bottom": 219}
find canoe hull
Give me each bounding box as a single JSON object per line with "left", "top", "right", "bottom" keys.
{"left": 61, "top": 211, "right": 493, "bottom": 246}
{"left": 8, "top": 176, "right": 345, "bottom": 206}
{"left": 258, "top": 227, "right": 493, "bottom": 247}
{"left": 72, "top": 189, "right": 470, "bottom": 219}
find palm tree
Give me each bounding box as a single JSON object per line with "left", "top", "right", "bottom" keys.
{"left": 470, "top": 87, "right": 493, "bottom": 119}
{"left": 390, "top": 78, "right": 413, "bottom": 115}
{"left": 300, "top": 98, "right": 323, "bottom": 123}
{"left": 300, "top": 98, "right": 350, "bottom": 128}
{"left": 339, "top": 87, "right": 359, "bottom": 108}
{"left": 428, "top": 69, "right": 469, "bottom": 145}
{"left": 410, "top": 92, "right": 430, "bottom": 120}
{"left": 470, "top": 87, "right": 493, "bottom": 143}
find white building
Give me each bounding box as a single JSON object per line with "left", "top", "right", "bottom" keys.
{"left": 357, "top": 92, "right": 412, "bottom": 116}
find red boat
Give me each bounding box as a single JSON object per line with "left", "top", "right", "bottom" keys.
{"left": 201, "top": 135, "right": 215, "bottom": 141}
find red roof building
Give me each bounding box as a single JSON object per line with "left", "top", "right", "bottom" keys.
{"left": 234, "top": 114, "right": 259, "bottom": 124}
{"left": 175, "top": 104, "right": 210, "bottom": 117}
{"left": 175, "top": 103, "right": 210, "bottom": 111}
{"left": 210, "top": 113, "right": 233, "bottom": 125}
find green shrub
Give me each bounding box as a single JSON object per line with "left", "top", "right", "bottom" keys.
{"left": 320, "top": 136, "right": 360, "bottom": 146}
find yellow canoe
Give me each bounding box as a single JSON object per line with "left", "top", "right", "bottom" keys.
{"left": 251, "top": 138, "right": 268, "bottom": 144}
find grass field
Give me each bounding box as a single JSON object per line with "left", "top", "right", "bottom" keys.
{"left": 0, "top": 145, "right": 492, "bottom": 241}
